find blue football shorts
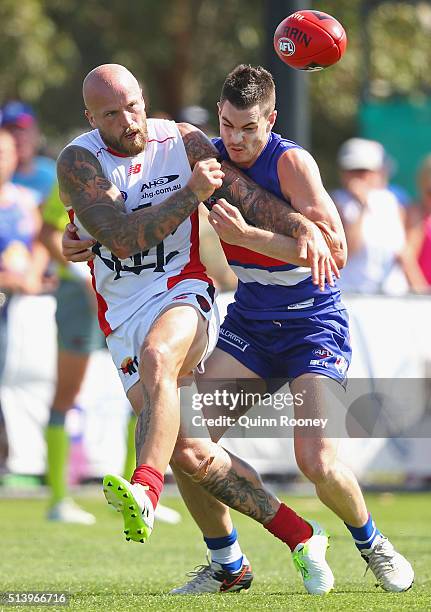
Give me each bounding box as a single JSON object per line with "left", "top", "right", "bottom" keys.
{"left": 216, "top": 305, "right": 352, "bottom": 385}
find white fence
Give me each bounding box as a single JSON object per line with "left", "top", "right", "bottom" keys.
{"left": 1, "top": 292, "right": 430, "bottom": 481}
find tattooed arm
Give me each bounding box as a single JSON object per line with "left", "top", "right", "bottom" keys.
{"left": 215, "top": 160, "right": 316, "bottom": 241}
{"left": 56, "top": 144, "right": 222, "bottom": 259}
{"left": 179, "top": 122, "right": 221, "bottom": 165}
{"left": 180, "top": 122, "right": 304, "bottom": 230}
{"left": 179, "top": 124, "right": 337, "bottom": 259}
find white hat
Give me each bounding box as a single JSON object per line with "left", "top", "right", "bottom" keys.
{"left": 337, "top": 138, "right": 385, "bottom": 171}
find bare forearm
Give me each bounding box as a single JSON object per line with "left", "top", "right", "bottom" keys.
{"left": 313, "top": 220, "right": 347, "bottom": 268}
{"left": 215, "top": 160, "right": 305, "bottom": 237}
{"left": 241, "top": 227, "right": 308, "bottom": 267}
{"left": 398, "top": 251, "right": 430, "bottom": 293}
{"left": 0, "top": 271, "right": 25, "bottom": 292}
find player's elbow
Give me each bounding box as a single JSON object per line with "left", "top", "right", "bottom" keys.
{"left": 97, "top": 221, "right": 148, "bottom": 260}
{"left": 97, "top": 233, "right": 129, "bottom": 259}
{"left": 110, "top": 245, "right": 131, "bottom": 260}
{"left": 97, "top": 236, "right": 133, "bottom": 260}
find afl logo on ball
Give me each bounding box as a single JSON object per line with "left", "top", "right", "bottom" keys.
{"left": 278, "top": 37, "right": 295, "bottom": 56}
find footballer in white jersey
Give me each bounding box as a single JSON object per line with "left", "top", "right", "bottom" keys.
{"left": 63, "top": 119, "right": 215, "bottom": 337}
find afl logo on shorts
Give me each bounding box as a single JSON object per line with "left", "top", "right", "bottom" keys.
{"left": 120, "top": 190, "right": 128, "bottom": 201}
{"left": 278, "top": 37, "right": 295, "bottom": 56}
{"left": 196, "top": 295, "right": 211, "bottom": 313}
{"left": 313, "top": 348, "right": 333, "bottom": 359}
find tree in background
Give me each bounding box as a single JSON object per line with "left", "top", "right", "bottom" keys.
{"left": 32, "top": 0, "right": 263, "bottom": 141}
{"left": 0, "top": 0, "right": 77, "bottom": 104}
{"left": 2, "top": 0, "right": 431, "bottom": 183}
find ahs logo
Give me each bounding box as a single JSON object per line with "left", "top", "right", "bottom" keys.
{"left": 278, "top": 37, "right": 295, "bottom": 56}
{"left": 141, "top": 174, "right": 179, "bottom": 191}
{"left": 120, "top": 355, "right": 139, "bottom": 375}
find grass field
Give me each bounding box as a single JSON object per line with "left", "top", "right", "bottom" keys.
{"left": 0, "top": 491, "right": 430, "bottom": 611}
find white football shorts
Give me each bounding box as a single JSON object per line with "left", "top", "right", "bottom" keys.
{"left": 106, "top": 279, "right": 219, "bottom": 394}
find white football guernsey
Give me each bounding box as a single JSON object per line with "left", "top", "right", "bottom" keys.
{"left": 63, "top": 119, "right": 212, "bottom": 335}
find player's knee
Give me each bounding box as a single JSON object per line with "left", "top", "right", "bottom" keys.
{"left": 170, "top": 440, "right": 202, "bottom": 474}
{"left": 140, "top": 342, "right": 174, "bottom": 383}
{"left": 296, "top": 450, "right": 335, "bottom": 484}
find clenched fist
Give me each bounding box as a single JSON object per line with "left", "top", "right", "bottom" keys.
{"left": 187, "top": 158, "right": 224, "bottom": 203}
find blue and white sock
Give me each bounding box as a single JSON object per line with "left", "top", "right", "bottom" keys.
{"left": 345, "top": 513, "right": 382, "bottom": 554}
{"left": 204, "top": 527, "right": 247, "bottom": 572}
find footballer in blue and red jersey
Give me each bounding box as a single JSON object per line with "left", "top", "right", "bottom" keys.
{"left": 212, "top": 132, "right": 351, "bottom": 383}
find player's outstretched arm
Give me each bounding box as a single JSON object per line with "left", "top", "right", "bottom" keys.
{"left": 57, "top": 145, "right": 222, "bottom": 259}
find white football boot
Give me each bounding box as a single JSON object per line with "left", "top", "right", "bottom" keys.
{"left": 291, "top": 520, "right": 334, "bottom": 595}
{"left": 362, "top": 535, "right": 414, "bottom": 592}
{"left": 170, "top": 559, "right": 253, "bottom": 594}
{"left": 102, "top": 474, "right": 154, "bottom": 543}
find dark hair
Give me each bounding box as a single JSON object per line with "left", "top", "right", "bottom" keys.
{"left": 220, "top": 65, "right": 276, "bottom": 116}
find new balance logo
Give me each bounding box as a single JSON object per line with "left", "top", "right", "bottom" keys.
{"left": 128, "top": 163, "right": 142, "bottom": 176}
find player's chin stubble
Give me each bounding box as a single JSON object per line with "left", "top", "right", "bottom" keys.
{"left": 101, "top": 125, "right": 147, "bottom": 156}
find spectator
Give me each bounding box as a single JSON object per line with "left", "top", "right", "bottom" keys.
{"left": 332, "top": 138, "right": 409, "bottom": 295}
{"left": 405, "top": 154, "right": 431, "bottom": 292}
{"left": 0, "top": 129, "right": 46, "bottom": 466}
{"left": 379, "top": 153, "right": 412, "bottom": 209}
{"left": 1, "top": 101, "right": 56, "bottom": 206}
{"left": 40, "top": 185, "right": 104, "bottom": 524}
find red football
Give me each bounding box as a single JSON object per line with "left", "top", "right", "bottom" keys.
{"left": 273, "top": 10, "right": 347, "bottom": 71}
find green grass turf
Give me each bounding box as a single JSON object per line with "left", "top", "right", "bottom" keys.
{"left": 0, "top": 492, "right": 430, "bottom": 611}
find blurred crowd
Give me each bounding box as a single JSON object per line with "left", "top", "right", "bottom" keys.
{"left": 1, "top": 100, "right": 431, "bottom": 501}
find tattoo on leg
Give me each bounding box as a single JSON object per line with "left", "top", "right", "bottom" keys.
{"left": 201, "top": 453, "right": 277, "bottom": 523}
{"left": 135, "top": 386, "right": 151, "bottom": 464}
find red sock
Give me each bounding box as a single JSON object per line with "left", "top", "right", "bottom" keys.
{"left": 131, "top": 464, "right": 164, "bottom": 510}
{"left": 264, "top": 503, "right": 313, "bottom": 551}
